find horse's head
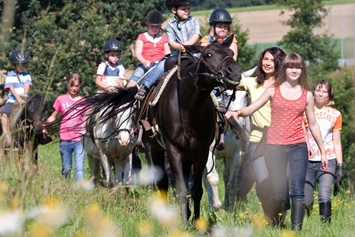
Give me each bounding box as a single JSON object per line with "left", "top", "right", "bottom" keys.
{"left": 184, "top": 34, "right": 242, "bottom": 90}
{"left": 114, "top": 105, "right": 136, "bottom": 147}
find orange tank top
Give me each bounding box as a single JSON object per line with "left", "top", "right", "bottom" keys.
{"left": 267, "top": 86, "right": 308, "bottom": 145}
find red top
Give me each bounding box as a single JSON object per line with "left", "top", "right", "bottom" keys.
{"left": 267, "top": 86, "right": 308, "bottom": 145}
{"left": 137, "top": 33, "right": 168, "bottom": 63}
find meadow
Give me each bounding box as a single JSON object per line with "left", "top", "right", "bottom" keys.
{"left": 1, "top": 140, "right": 354, "bottom": 236}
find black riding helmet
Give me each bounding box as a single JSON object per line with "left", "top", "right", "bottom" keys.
{"left": 165, "top": 0, "right": 195, "bottom": 9}
{"left": 103, "top": 38, "right": 122, "bottom": 53}
{"left": 209, "top": 8, "right": 232, "bottom": 25}
{"left": 9, "top": 50, "right": 29, "bottom": 64}
{"left": 146, "top": 9, "right": 163, "bottom": 25}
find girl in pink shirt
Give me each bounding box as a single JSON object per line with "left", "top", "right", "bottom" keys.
{"left": 226, "top": 53, "right": 328, "bottom": 230}
{"left": 46, "top": 73, "right": 85, "bottom": 181}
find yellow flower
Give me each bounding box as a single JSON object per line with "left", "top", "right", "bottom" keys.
{"left": 252, "top": 213, "right": 268, "bottom": 229}
{"left": 346, "top": 190, "right": 351, "bottom": 194}
{"left": 195, "top": 217, "right": 208, "bottom": 232}
{"left": 279, "top": 230, "right": 296, "bottom": 237}
{"left": 136, "top": 221, "right": 153, "bottom": 237}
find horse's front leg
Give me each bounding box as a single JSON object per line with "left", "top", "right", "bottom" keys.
{"left": 191, "top": 152, "right": 208, "bottom": 221}
{"left": 205, "top": 140, "right": 222, "bottom": 209}
{"left": 99, "top": 150, "right": 111, "bottom": 187}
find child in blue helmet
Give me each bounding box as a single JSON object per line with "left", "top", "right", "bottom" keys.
{"left": 96, "top": 38, "right": 126, "bottom": 93}
{"left": 1, "top": 50, "right": 32, "bottom": 147}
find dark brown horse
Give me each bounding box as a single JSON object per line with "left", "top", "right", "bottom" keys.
{"left": 81, "top": 35, "right": 242, "bottom": 222}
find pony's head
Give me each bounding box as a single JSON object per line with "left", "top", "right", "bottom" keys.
{"left": 185, "top": 34, "right": 242, "bottom": 89}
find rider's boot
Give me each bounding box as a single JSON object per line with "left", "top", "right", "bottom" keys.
{"left": 135, "top": 86, "right": 148, "bottom": 101}
{"left": 291, "top": 199, "right": 305, "bottom": 231}
{"left": 319, "top": 201, "right": 331, "bottom": 223}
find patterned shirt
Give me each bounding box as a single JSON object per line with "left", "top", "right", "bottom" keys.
{"left": 306, "top": 106, "right": 342, "bottom": 161}
{"left": 267, "top": 87, "right": 308, "bottom": 145}
{"left": 4, "top": 70, "right": 32, "bottom": 103}
{"left": 166, "top": 16, "right": 201, "bottom": 55}
{"left": 96, "top": 61, "right": 125, "bottom": 89}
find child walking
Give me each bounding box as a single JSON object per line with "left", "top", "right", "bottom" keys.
{"left": 135, "top": 0, "right": 201, "bottom": 100}
{"left": 46, "top": 73, "right": 85, "bottom": 181}
{"left": 1, "top": 50, "right": 32, "bottom": 147}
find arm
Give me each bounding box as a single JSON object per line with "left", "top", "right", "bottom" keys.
{"left": 333, "top": 130, "right": 343, "bottom": 165}
{"left": 182, "top": 33, "right": 200, "bottom": 46}
{"left": 95, "top": 74, "right": 108, "bottom": 91}
{"left": 8, "top": 86, "right": 25, "bottom": 104}
{"left": 23, "top": 83, "right": 31, "bottom": 96}
{"left": 225, "top": 87, "right": 273, "bottom": 119}
{"left": 164, "top": 42, "right": 171, "bottom": 55}
{"left": 46, "top": 110, "right": 59, "bottom": 123}
{"left": 135, "top": 39, "right": 151, "bottom": 68}
{"left": 305, "top": 92, "right": 328, "bottom": 170}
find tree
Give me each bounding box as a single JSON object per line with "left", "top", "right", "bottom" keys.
{"left": 0, "top": 0, "right": 164, "bottom": 103}
{"left": 276, "top": 0, "right": 339, "bottom": 79}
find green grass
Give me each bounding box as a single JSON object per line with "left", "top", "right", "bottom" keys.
{"left": 1, "top": 141, "right": 355, "bottom": 236}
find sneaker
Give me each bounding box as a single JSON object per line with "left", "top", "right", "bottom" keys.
{"left": 217, "top": 101, "right": 227, "bottom": 113}
{"left": 135, "top": 87, "right": 147, "bottom": 101}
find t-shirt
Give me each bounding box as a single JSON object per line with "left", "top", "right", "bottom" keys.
{"left": 53, "top": 94, "right": 84, "bottom": 141}
{"left": 267, "top": 87, "right": 307, "bottom": 145}
{"left": 166, "top": 16, "right": 201, "bottom": 55}
{"left": 199, "top": 35, "right": 239, "bottom": 45}
{"left": 96, "top": 61, "right": 125, "bottom": 88}
{"left": 4, "top": 70, "right": 32, "bottom": 103}
{"left": 306, "top": 106, "right": 342, "bottom": 161}
{"left": 137, "top": 33, "right": 168, "bottom": 62}
{"left": 243, "top": 77, "right": 271, "bottom": 142}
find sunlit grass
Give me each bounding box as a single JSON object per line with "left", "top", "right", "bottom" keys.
{"left": 0, "top": 141, "right": 354, "bottom": 236}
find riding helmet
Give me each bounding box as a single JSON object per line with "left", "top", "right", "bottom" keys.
{"left": 9, "top": 50, "right": 29, "bottom": 64}
{"left": 209, "top": 8, "right": 232, "bottom": 25}
{"left": 165, "top": 0, "right": 195, "bottom": 9}
{"left": 103, "top": 38, "right": 123, "bottom": 53}
{"left": 146, "top": 9, "right": 163, "bottom": 25}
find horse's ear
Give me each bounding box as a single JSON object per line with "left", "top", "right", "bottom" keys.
{"left": 222, "top": 34, "right": 234, "bottom": 48}
{"left": 184, "top": 45, "right": 202, "bottom": 54}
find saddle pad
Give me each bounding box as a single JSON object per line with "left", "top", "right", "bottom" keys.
{"left": 149, "top": 66, "right": 178, "bottom": 106}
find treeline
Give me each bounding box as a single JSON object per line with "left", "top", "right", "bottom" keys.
{"left": 193, "top": 0, "right": 276, "bottom": 10}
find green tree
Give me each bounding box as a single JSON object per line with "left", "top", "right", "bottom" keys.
{"left": 276, "top": 0, "right": 339, "bottom": 78}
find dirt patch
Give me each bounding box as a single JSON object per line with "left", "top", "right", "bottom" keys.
{"left": 163, "top": 3, "right": 355, "bottom": 43}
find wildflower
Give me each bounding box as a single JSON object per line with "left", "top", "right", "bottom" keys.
{"left": 251, "top": 213, "right": 268, "bottom": 229}
{"left": 346, "top": 190, "right": 351, "bottom": 194}
{"left": 73, "top": 179, "right": 95, "bottom": 191}
{"left": 211, "top": 224, "right": 252, "bottom": 237}
{"left": 136, "top": 221, "right": 153, "bottom": 237}
{"left": 148, "top": 191, "right": 179, "bottom": 228}
{"left": 279, "top": 230, "right": 296, "bottom": 237}
{"left": 0, "top": 210, "right": 26, "bottom": 235}
{"left": 195, "top": 217, "right": 208, "bottom": 233}
{"left": 136, "top": 166, "right": 164, "bottom": 186}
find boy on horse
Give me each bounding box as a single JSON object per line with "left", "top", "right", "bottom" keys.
{"left": 1, "top": 50, "right": 32, "bottom": 147}
{"left": 135, "top": 0, "right": 201, "bottom": 100}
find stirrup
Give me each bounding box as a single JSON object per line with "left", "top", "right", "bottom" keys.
{"left": 135, "top": 87, "right": 147, "bottom": 101}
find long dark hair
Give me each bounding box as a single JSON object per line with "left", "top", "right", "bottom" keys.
{"left": 256, "top": 47, "right": 286, "bottom": 85}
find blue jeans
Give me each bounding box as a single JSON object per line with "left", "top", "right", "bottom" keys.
{"left": 142, "top": 59, "right": 165, "bottom": 89}
{"left": 265, "top": 142, "right": 308, "bottom": 201}
{"left": 305, "top": 159, "right": 336, "bottom": 205}
{"left": 130, "top": 62, "right": 159, "bottom": 83}
{"left": 59, "top": 140, "right": 86, "bottom": 181}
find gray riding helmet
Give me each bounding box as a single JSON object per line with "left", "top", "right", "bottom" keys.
{"left": 209, "top": 8, "right": 232, "bottom": 25}
{"left": 9, "top": 50, "right": 29, "bottom": 64}
{"left": 103, "top": 38, "right": 123, "bottom": 53}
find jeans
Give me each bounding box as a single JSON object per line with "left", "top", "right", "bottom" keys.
{"left": 59, "top": 140, "right": 86, "bottom": 181}
{"left": 305, "top": 159, "right": 336, "bottom": 205}
{"left": 130, "top": 62, "right": 159, "bottom": 83}
{"left": 265, "top": 142, "right": 308, "bottom": 201}
{"left": 142, "top": 59, "right": 165, "bottom": 89}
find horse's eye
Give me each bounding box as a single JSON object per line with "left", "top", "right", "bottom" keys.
{"left": 207, "top": 53, "right": 213, "bottom": 57}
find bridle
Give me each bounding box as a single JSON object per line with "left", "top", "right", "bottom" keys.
{"left": 177, "top": 46, "right": 239, "bottom": 90}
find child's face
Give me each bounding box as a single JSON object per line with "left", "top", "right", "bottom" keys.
{"left": 147, "top": 24, "right": 161, "bottom": 36}
{"left": 215, "top": 23, "right": 229, "bottom": 39}
{"left": 67, "top": 80, "right": 81, "bottom": 96}
{"left": 173, "top": 4, "right": 191, "bottom": 20}
{"left": 106, "top": 51, "right": 120, "bottom": 64}
{"left": 15, "top": 63, "right": 27, "bottom": 73}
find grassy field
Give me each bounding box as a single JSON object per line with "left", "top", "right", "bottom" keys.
{"left": 1, "top": 141, "right": 355, "bottom": 236}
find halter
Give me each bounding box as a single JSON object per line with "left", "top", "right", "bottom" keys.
{"left": 178, "top": 46, "right": 237, "bottom": 90}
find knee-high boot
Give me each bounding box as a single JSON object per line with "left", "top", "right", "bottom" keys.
{"left": 261, "top": 199, "right": 284, "bottom": 227}
{"left": 291, "top": 199, "right": 305, "bottom": 231}
{"left": 319, "top": 201, "right": 331, "bottom": 223}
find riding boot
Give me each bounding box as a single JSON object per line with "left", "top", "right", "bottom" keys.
{"left": 319, "top": 201, "right": 331, "bottom": 223}
{"left": 306, "top": 204, "right": 313, "bottom": 217}
{"left": 291, "top": 199, "right": 305, "bottom": 231}
{"left": 135, "top": 86, "right": 148, "bottom": 101}
{"left": 261, "top": 199, "right": 284, "bottom": 227}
